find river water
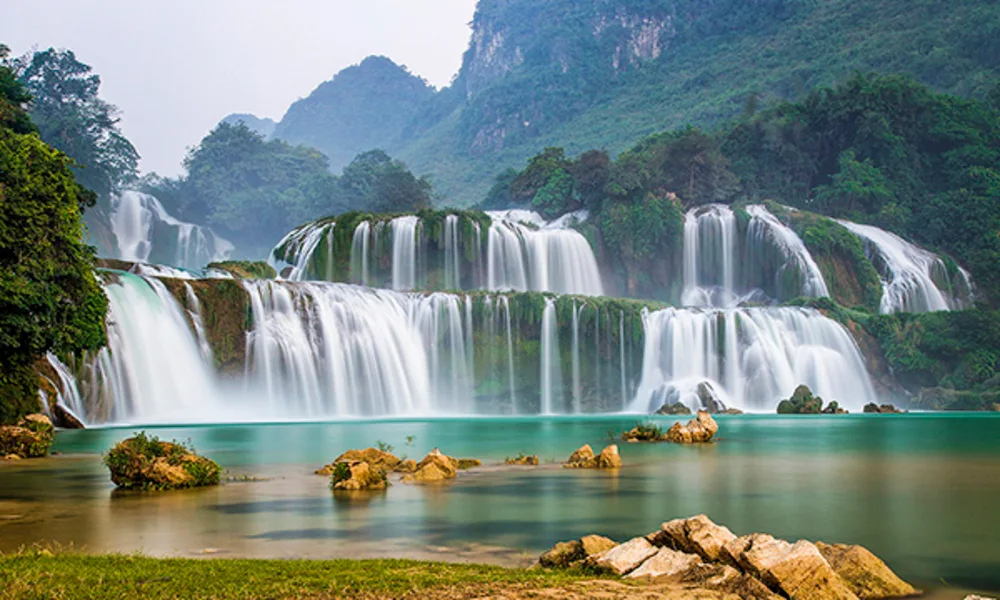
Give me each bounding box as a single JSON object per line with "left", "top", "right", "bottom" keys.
{"left": 1, "top": 414, "right": 998, "bottom": 595}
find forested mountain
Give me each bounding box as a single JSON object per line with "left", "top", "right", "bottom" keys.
{"left": 262, "top": 0, "right": 1000, "bottom": 202}
{"left": 220, "top": 113, "right": 276, "bottom": 138}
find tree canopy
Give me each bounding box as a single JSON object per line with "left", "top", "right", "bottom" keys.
{"left": 0, "top": 46, "right": 108, "bottom": 423}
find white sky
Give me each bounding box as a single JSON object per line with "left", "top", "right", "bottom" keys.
{"left": 0, "top": 1, "right": 477, "bottom": 175}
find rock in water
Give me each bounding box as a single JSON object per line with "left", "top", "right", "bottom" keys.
{"left": 403, "top": 448, "right": 462, "bottom": 483}
{"left": 696, "top": 381, "right": 728, "bottom": 414}
{"left": 504, "top": 454, "right": 539, "bottom": 465}
{"left": 316, "top": 447, "right": 400, "bottom": 475}
{"left": 332, "top": 461, "right": 387, "bottom": 491}
{"left": 0, "top": 414, "right": 54, "bottom": 458}
{"left": 777, "top": 385, "right": 824, "bottom": 414}
{"left": 655, "top": 402, "right": 692, "bottom": 415}
{"left": 564, "top": 444, "right": 622, "bottom": 468}
{"left": 52, "top": 405, "right": 85, "bottom": 429}
{"left": 104, "top": 432, "right": 221, "bottom": 490}
{"left": 815, "top": 542, "right": 918, "bottom": 599}
{"left": 725, "top": 534, "right": 856, "bottom": 600}
{"left": 664, "top": 411, "right": 719, "bottom": 444}
{"left": 592, "top": 537, "right": 659, "bottom": 576}
{"left": 863, "top": 403, "right": 905, "bottom": 414}
{"left": 598, "top": 444, "right": 622, "bottom": 468}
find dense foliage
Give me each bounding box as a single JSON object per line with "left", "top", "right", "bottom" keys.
{"left": 144, "top": 124, "right": 431, "bottom": 257}
{"left": 14, "top": 48, "right": 139, "bottom": 203}
{"left": 0, "top": 46, "right": 108, "bottom": 423}
{"left": 488, "top": 73, "right": 1000, "bottom": 304}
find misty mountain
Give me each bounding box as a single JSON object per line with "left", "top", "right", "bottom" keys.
{"left": 220, "top": 113, "right": 277, "bottom": 138}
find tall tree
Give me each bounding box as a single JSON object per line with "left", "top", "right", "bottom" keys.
{"left": 15, "top": 48, "right": 139, "bottom": 203}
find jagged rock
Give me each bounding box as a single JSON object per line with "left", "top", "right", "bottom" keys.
{"left": 539, "top": 540, "right": 584, "bottom": 567}
{"left": 863, "top": 403, "right": 905, "bottom": 414}
{"left": 777, "top": 385, "right": 824, "bottom": 414}
{"left": 0, "top": 414, "right": 55, "bottom": 459}
{"left": 626, "top": 547, "right": 701, "bottom": 579}
{"left": 598, "top": 444, "right": 622, "bottom": 468}
{"left": 816, "top": 542, "right": 918, "bottom": 599}
{"left": 655, "top": 402, "right": 692, "bottom": 415}
{"left": 505, "top": 454, "right": 539, "bottom": 465}
{"left": 402, "top": 448, "right": 459, "bottom": 483}
{"left": 332, "top": 460, "right": 388, "bottom": 491}
{"left": 696, "top": 381, "right": 728, "bottom": 414}
{"left": 104, "top": 433, "right": 220, "bottom": 490}
{"left": 564, "top": 444, "right": 621, "bottom": 468}
{"left": 316, "top": 447, "right": 400, "bottom": 475}
{"left": 457, "top": 458, "right": 483, "bottom": 469}
{"left": 678, "top": 563, "right": 781, "bottom": 600}
{"left": 664, "top": 411, "right": 718, "bottom": 444}
{"left": 652, "top": 515, "right": 736, "bottom": 562}
{"left": 53, "top": 405, "right": 85, "bottom": 429}
{"left": 724, "top": 534, "right": 856, "bottom": 600}
{"left": 581, "top": 535, "right": 617, "bottom": 559}
{"left": 592, "top": 537, "right": 659, "bottom": 576}
{"left": 396, "top": 459, "right": 418, "bottom": 473}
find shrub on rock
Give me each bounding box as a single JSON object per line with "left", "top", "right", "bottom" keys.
{"left": 777, "top": 385, "right": 824, "bottom": 414}
{"left": 316, "top": 447, "right": 401, "bottom": 475}
{"left": 0, "top": 414, "right": 54, "bottom": 458}
{"left": 103, "top": 432, "right": 220, "bottom": 490}
{"left": 504, "top": 453, "right": 539, "bottom": 465}
{"left": 331, "top": 460, "right": 388, "bottom": 491}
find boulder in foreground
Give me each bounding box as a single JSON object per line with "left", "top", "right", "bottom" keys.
{"left": 0, "top": 414, "right": 54, "bottom": 458}
{"left": 104, "top": 432, "right": 220, "bottom": 490}
{"left": 816, "top": 542, "right": 919, "bottom": 598}
{"left": 664, "top": 411, "right": 718, "bottom": 444}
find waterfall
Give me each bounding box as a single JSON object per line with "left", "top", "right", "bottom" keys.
{"left": 109, "top": 191, "right": 233, "bottom": 269}
{"left": 745, "top": 204, "right": 829, "bottom": 300}
{"left": 272, "top": 221, "right": 335, "bottom": 281}
{"left": 837, "top": 220, "right": 973, "bottom": 313}
{"left": 444, "top": 215, "right": 461, "bottom": 289}
{"left": 630, "top": 307, "right": 877, "bottom": 414}
{"left": 391, "top": 216, "right": 421, "bottom": 291}
{"left": 350, "top": 221, "right": 371, "bottom": 286}
{"left": 43, "top": 354, "right": 86, "bottom": 424}
{"left": 682, "top": 204, "right": 738, "bottom": 307}
{"left": 539, "top": 298, "right": 563, "bottom": 415}
{"left": 571, "top": 302, "right": 582, "bottom": 413}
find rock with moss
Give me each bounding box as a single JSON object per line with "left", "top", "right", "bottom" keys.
{"left": 664, "top": 411, "right": 719, "bottom": 444}
{"left": 776, "top": 385, "right": 824, "bottom": 414}
{"left": 863, "top": 403, "right": 906, "bottom": 414}
{"left": 822, "top": 401, "right": 849, "bottom": 414}
{"left": 913, "top": 387, "right": 1000, "bottom": 411}
{"left": 0, "top": 414, "right": 55, "bottom": 458}
{"left": 316, "top": 447, "right": 401, "bottom": 475}
{"left": 206, "top": 261, "right": 277, "bottom": 280}
{"left": 103, "top": 432, "right": 221, "bottom": 490}
{"left": 403, "top": 448, "right": 458, "bottom": 483}
{"left": 655, "top": 402, "right": 692, "bottom": 415}
{"left": 505, "top": 453, "right": 539, "bottom": 465}
{"left": 621, "top": 421, "right": 665, "bottom": 442}
{"left": 331, "top": 460, "right": 388, "bottom": 491}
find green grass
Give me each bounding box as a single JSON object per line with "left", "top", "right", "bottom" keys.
{"left": 0, "top": 552, "right": 603, "bottom": 599}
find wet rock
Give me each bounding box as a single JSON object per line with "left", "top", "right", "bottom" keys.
{"left": 598, "top": 444, "right": 622, "bottom": 468}
{"left": 331, "top": 460, "right": 388, "bottom": 491}
{"left": 0, "top": 414, "right": 55, "bottom": 458}
{"left": 626, "top": 547, "right": 700, "bottom": 579}
{"left": 696, "top": 381, "right": 728, "bottom": 414}
{"left": 316, "top": 447, "right": 401, "bottom": 475}
{"left": 655, "top": 402, "right": 692, "bottom": 415}
{"left": 53, "top": 405, "right": 85, "bottom": 429}
{"left": 539, "top": 540, "right": 583, "bottom": 567}
{"left": 504, "top": 454, "right": 539, "bottom": 465}
{"left": 777, "top": 385, "right": 824, "bottom": 414}
{"left": 816, "top": 542, "right": 918, "bottom": 599}
{"left": 104, "top": 432, "right": 221, "bottom": 490}
{"left": 592, "top": 537, "right": 659, "bottom": 576}
{"left": 863, "top": 403, "right": 905, "bottom": 414}
{"left": 403, "top": 448, "right": 458, "bottom": 483}
{"left": 725, "top": 534, "right": 856, "bottom": 600}
{"left": 621, "top": 422, "right": 664, "bottom": 442}
{"left": 822, "top": 401, "right": 849, "bottom": 414}
{"left": 664, "top": 411, "right": 718, "bottom": 444}
{"left": 653, "top": 515, "right": 736, "bottom": 562}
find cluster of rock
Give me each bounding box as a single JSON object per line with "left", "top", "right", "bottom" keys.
{"left": 777, "top": 385, "right": 848, "bottom": 414}
{"left": 563, "top": 444, "right": 621, "bottom": 469}
{"left": 103, "top": 433, "right": 221, "bottom": 490}
{"left": 0, "top": 414, "right": 55, "bottom": 459}
{"left": 655, "top": 382, "right": 744, "bottom": 415}
{"left": 863, "top": 403, "right": 906, "bottom": 414}
{"left": 317, "top": 447, "right": 482, "bottom": 489}
{"left": 540, "top": 514, "right": 918, "bottom": 600}
{"left": 621, "top": 411, "right": 719, "bottom": 444}
{"left": 504, "top": 453, "right": 539, "bottom": 465}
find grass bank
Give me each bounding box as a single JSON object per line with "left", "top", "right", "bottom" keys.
{"left": 0, "top": 552, "right": 609, "bottom": 599}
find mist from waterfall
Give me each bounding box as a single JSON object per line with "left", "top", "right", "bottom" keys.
{"left": 109, "top": 191, "right": 233, "bottom": 269}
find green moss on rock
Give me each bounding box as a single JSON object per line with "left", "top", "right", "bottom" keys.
{"left": 0, "top": 414, "right": 54, "bottom": 458}
{"left": 103, "top": 432, "right": 221, "bottom": 490}
{"left": 207, "top": 261, "right": 277, "bottom": 280}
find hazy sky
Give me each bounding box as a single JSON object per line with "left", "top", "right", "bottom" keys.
{"left": 1, "top": 1, "right": 477, "bottom": 175}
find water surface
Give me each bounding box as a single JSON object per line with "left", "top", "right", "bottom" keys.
{"left": 1, "top": 414, "right": 998, "bottom": 595}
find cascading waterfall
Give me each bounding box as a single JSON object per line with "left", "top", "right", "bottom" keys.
{"left": 391, "top": 216, "right": 420, "bottom": 291}
{"left": 744, "top": 204, "right": 830, "bottom": 300}
{"left": 42, "top": 354, "right": 86, "bottom": 424}
{"left": 109, "top": 191, "right": 233, "bottom": 269}
{"left": 682, "top": 204, "right": 738, "bottom": 307}
{"left": 539, "top": 298, "right": 563, "bottom": 415}
{"left": 444, "top": 215, "right": 461, "bottom": 290}
{"left": 837, "top": 220, "right": 973, "bottom": 313}
{"left": 630, "top": 307, "right": 877, "bottom": 414}
{"left": 272, "top": 221, "right": 336, "bottom": 282}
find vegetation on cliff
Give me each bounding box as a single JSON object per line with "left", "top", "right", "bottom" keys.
{"left": 0, "top": 46, "right": 108, "bottom": 424}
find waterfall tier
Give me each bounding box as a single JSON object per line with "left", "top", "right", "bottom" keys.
{"left": 272, "top": 210, "right": 604, "bottom": 296}
{"left": 109, "top": 191, "right": 233, "bottom": 270}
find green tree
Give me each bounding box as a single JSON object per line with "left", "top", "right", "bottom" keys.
{"left": 337, "top": 149, "right": 431, "bottom": 213}
{"left": 0, "top": 58, "right": 108, "bottom": 423}
{"left": 14, "top": 48, "right": 139, "bottom": 203}
{"left": 813, "top": 150, "right": 893, "bottom": 214}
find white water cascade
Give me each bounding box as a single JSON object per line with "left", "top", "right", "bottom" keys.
{"left": 391, "top": 216, "right": 421, "bottom": 291}
{"left": 630, "top": 307, "right": 877, "bottom": 414}
{"left": 109, "top": 191, "right": 233, "bottom": 269}
{"left": 272, "top": 221, "right": 336, "bottom": 282}
{"left": 539, "top": 298, "right": 563, "bottom": 415}
{"left": 682, "top": 204, "right": 739, "bottom": 307}
{"left": 837, "top": 220, "right": 973, "bottom": 313}
{"left": 745, "top": 204, "right": 830, "bottom": 300}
